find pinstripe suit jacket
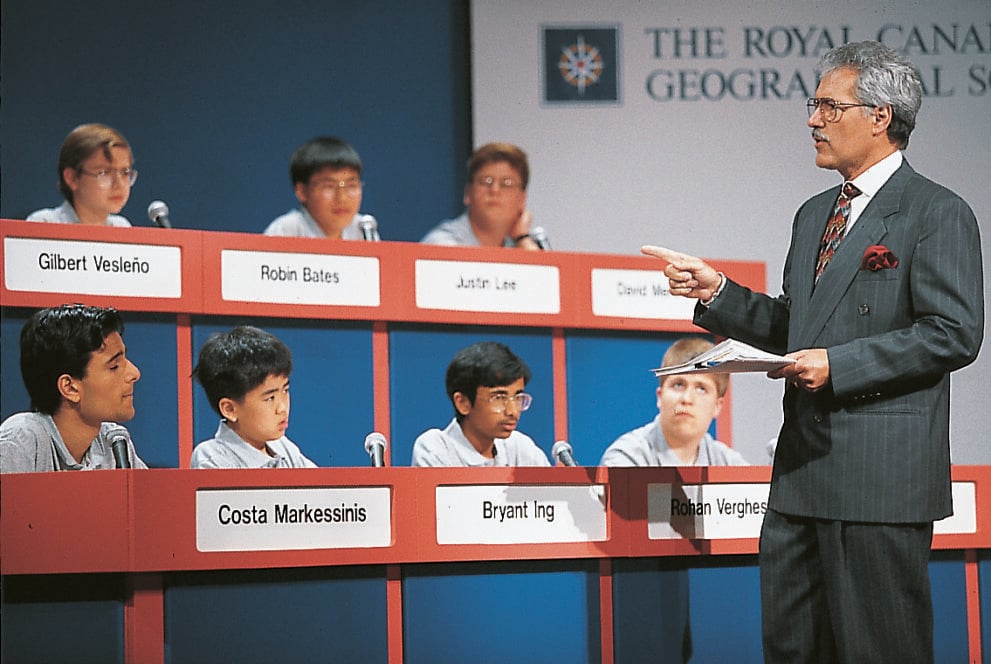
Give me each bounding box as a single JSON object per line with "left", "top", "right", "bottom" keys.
{"left": 695, "top": 161, "right": 984, "bottom": 522}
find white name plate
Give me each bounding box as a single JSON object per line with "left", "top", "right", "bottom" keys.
{"left": 221, "top": 249, "right": 380, "bottom": 306}
{"left": 591, "top": 268, "right": 695, "bottom": 320}
{"left": 435, "top": 484, "right": 607, "bottom": 545}
{"left": 415, "top": 259, "right": 560, "bottom": 313}
{"left": 648, "top": 482, "right": 977, "bottom": 540}
{"left": 4, "top": 237, "right": 182, "bottom": 298}
{"left": 196, "top": 487, "right": 391, "bottom": 552}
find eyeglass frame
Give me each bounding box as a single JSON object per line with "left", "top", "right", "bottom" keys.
{"left": 806, "top": 97, "right": 876, "bottom": 123}
{"left": 485, "top": 391, "right": 533, "bottom": 413}
{"left": 77, "top": 167, "right": 138, "bottom": 188}
{"left": 473, "top": 175, "right": 523, "bottom": 191}
{"left": 308, "top": 177, "right": 363, "bottom": 198}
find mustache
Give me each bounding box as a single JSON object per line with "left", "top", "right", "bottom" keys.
{"left": 812, "top": 129, "right": 829, "bottom": 142}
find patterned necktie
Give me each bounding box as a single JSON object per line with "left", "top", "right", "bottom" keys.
{"left": 815, "top": 181, "right": 862, "bottom": 283}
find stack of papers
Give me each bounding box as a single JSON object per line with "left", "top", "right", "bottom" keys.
{"left": 651, "top": 339, "right": 795, "bottom": 376}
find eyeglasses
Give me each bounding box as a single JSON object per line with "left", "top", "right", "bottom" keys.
{"left": 310, "top": 178, "right": 363, "bottom": 197}
{"left": 806, "top": 98, "right": 875, "bottom": 123}
{"left": 487, "top": 392, "right": 533, "bottom": 413}
{"left": 474, "top": 176, "right": 522, "bottom": 190}
{"left": 77, "top": 167, "right": 138, "bottom": 188}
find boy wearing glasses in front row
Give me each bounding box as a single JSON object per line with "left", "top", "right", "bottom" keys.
{"left": 411, "top": 341, "right": 550, "bottom": 467}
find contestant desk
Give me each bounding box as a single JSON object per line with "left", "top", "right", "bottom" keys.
{"left": 1, "top": 219, "right": 987, "bottom": 663}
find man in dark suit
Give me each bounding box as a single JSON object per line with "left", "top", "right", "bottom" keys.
{"left": 643, "top": 41, "right": 984, "bottom": 663}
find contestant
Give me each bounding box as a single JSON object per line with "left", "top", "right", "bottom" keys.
{"left": 644, "top": 41, "right": 983, "bottom": 662}
{"left": 27, "top": 124, "right": 137, "bottom": 227}
{"left": 600, "top": 337, "right": 749, "bottom": 467}
{"left": 421, "top": 142, "right": 546, "bottom": 249}
{"left": 411, "top": 341, "right": 550, "bottom": 466}
{"left": 191, "top": 326, "right": 316, "bottom": 468}
{"left": 263, "top": 136, "right": 380, "bottom": 240}
{"left": 0, "top": 305, "right": 145, "bottom": 472}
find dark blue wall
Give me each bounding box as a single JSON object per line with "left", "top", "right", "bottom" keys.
{"left": 0, "top": 0, "right": 472, "bottom": 241}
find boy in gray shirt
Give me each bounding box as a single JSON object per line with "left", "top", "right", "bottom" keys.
{"left": 190, "top": 325, "right": 316, "bottom": 469}
{"left": 0, "top": 304, "right": 145, "bottom": 472}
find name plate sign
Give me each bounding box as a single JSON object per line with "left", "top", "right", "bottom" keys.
{"left": 415, "top": 259, "right": 560, "bottom": 313}
{"left": 435, "top": 484, "right": 607, "bottom": 544}
{"left": 196, "top": 487, "right": 391, "bottom": 552}
{"left": 4, "top": 237, "right": 182, "bottom": 298}
{"left": 648, "top": 482, "right": 977, "bottom": 540}
{"left": 591, "top": 268, "right": 695, "bottom": 320}
{"left": 221, "top": 249, "right": 380, "bottom": 306}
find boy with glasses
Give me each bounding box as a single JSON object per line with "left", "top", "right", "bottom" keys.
{"left": 421, "top": 142, "right": 545, "bottom": 249}
{"left": 27, "top": 124, "right": 137, "bottom": 227}
{"left": 264, "top": 136, "right": 380, "bottom": 240}
{"left": 411, "top": 341, "right": 549, "bottom": 466}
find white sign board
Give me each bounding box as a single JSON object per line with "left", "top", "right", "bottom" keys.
{"left": 4, "top": 237, "right": 182, "bottom": 298}
{"left": 415, "top": 259, "right": 561, "bottom": 313}
{"left": 196, "top": 487, "right": 392, "bottom": 552}
{"left": 435, "top": 484, "right": 607, "bottom": 544}
{"left": 221, "top": 249, "right": 380, "bottom": 306}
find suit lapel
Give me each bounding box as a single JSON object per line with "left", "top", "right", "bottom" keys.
{"left": 794, "top": 163, "right": 913, "bottom": 345}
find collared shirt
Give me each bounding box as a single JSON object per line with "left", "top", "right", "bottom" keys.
{"left": 844, "top": 150, "right": 903, "bottom": 234}
{"left": 411, "top": 418, "right": 551, "bottom": 467}
{"left": 263, "top": 207, "right": 378, "bottom": 240}
{"left": 420, "top": 212, "right": 513, "bottom": 247}
{"left": 598, "top": 416, "right": 749, "bottom": 467}
{"left": 26, "top": 201, "right": 131, "bottom": 227}
{"left": 190, "top": 420, "right": 317, "bottom": 469}
{"left": 0, "top": 412, "right": 147, "bottom": 473}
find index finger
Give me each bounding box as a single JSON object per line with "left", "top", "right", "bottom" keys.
{"left": 641, "top": 245, "right": 699, "bottom": 268}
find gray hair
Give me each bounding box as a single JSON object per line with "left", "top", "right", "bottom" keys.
{"left": 816, "top": 40, "right": 923, "bottom": 149}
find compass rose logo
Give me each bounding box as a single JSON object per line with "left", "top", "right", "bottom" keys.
{"left": 543, "top": 26, "right": 620, "bottom": 104}
{"left": 558, "top": 35, "right": 604, "bottom": 95}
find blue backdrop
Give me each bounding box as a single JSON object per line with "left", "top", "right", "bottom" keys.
{"left": 0, "top": 0, "right": 471, "bottom": 242}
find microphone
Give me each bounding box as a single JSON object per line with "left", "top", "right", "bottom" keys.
{"left": 147, "top": 200, "right": 172, "bottom": 229}
{"left": 107, "top": 425, "right": 132, "bottom": 469}
{"left": 552, "top": 440, "right": 578, "bottom": 467}
{"left": 531, "top": 226, "right": 551, "bottom": 251}
{"left": 364, "top": 432, "right": 387, "bottom": 467}
{"left": 358, "top": 214, "right": 379, "bottom": 241}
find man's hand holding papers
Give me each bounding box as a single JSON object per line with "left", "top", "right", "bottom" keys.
{"left": 651, "top": 339, "right": 795, "bottom": 376}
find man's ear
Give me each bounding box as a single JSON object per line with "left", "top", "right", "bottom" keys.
{"left": 872, "top": 104, "right": 893, "bottom": 136}
{"left": 57, "top": 373, "right": 82, "bottom": 404}
{"left": 218, "top": 397, "right": 238, "bottom": 422}
{"left": 453, "top": 391, "right": 472, "bottom": 417}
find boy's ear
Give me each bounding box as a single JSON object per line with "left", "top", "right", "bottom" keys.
{"left": 57, "top": 373, "right": 82, "bottom": 404}
{"left": 453, "top": 391, "right": 472, "bottom": 417}
{"left": 218, "top": 397, "right": 238, "bottom": 422}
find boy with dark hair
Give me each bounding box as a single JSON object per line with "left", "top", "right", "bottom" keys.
{"left": 191, "top": 325, "right": 316, "bottom": 468}
{"left": 412, "top": 341, "right": 549, "bottom": 466}
{"left": 0, "top": 304, "right": 146, "bottom": 472}
{"left": 600, "top": 337, "right": 748, "bottom": 467}
{"left": 263, "top": 136, "right": 380, "bottom": 240}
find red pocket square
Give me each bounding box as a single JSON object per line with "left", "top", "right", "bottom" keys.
{"left": 861, "top": 245, "right": 899, "bottom": 271}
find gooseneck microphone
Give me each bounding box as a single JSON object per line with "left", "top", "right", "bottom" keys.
{"left": 552, "top": 440, "right": 578, "bottom": 467}
{"left": 147, "top": 200, "right": 172, "bottom": 228}
{"left": 358, "top": 214, "right": 379, "bottom": 241}
{"left": 531, "top": 226, "right": 551, "bottom": 251}
{"left": 364, "top": 432, "right": 388, "bottom": 467}
{"left": 107, "top": 424, "right": 132, "bottom": 469}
